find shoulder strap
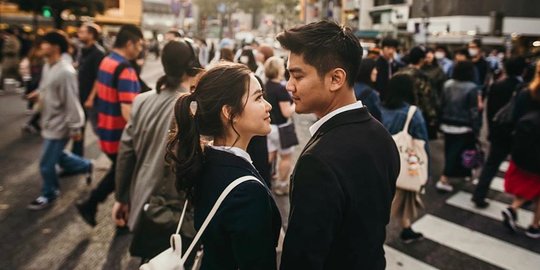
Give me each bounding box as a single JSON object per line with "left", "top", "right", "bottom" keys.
{"left": 112, "top": 62, "right": 130, "bottom": 89}
{"left": 178, "top": 176, "right": 264, "bottom": 264}
{"left": 402, "top": 105, "right": 417, "bottom": 133}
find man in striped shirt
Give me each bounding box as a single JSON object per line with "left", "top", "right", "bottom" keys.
{"left": 76, "top": 24, "right": 143, "bottom": 227}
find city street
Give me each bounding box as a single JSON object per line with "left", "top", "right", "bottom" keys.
{"left": 1, "top": 57, "right": 539, "bottom": 270}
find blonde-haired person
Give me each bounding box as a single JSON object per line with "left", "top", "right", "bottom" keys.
{"left": 264, "top": 56, "right": 296, "bottom": 195}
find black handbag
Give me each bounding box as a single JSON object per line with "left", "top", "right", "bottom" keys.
{"left": 278, "top": 121, "right": 299, "bottom": 149}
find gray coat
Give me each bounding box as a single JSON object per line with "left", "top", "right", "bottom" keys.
{"left": 115, "top": 87, "right": 193, "bottom": 236}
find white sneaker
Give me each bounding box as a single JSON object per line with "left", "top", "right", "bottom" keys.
{"left": 436, "top": 181, "right": 454, "bottom": 192}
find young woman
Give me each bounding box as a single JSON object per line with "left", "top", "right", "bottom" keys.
{"left": 380, "top": 74, "right": 429, "bottom": 243}
{"left": 502, "top": 61, "right": 540, "bottom": 239}
{"left": 437, "top": 60, "right": 481, "bottom": 192}
{"left": 353, "top": 58, "right": 382, "bottom": 121}
{"left": 264, "top": 56, "right": 296, "bottom": 195}
{"left": 166, "top": 62, "right": 282, "bottom": 269}
{"left": 113, "top": 40, "right": 202, "bottom": 263}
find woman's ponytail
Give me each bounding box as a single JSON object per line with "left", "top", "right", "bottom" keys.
{"left": 166, "top": 93, "right": 203, "bottom": 198}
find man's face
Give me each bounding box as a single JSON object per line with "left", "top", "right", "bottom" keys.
{"left": 382, "top": 46, "right": 396, "bottom": 59}
{"left": 125, "top": 39, "right": 144, "bottom": 60}
{"left": 40, "top": 42, "right": 55, "bottom": 58}
{"left": 77, "top": 26, "right": 91, "bottom": 43}
{"left": 285, "top": 53, "right": 332, "bottom": 118}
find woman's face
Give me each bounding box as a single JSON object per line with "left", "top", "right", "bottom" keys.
{"left": 370, "top": 68, "right": 378, "bottom": 83}
{"left": 232, "top": 74, "right": 272, "bottom": 138}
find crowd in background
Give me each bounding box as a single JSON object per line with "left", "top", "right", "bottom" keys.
{"left": 1, "top": 19, "right": 540, "bottom": 267}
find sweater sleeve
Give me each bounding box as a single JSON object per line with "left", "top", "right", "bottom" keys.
{"left": 62, "top": 70, "right": 85, "bottom": 135}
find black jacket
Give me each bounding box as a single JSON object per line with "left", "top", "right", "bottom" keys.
{"left": 486, "top": 76, "right": 522, "bottom": 142}
{"left": 77, "top": 43, "right": 105, "bottom": 102}
{"left": 194, "top": 147, "right": 281, "bottom": 270}
{"left": 280, "top": 108, "right": 400, "bottom": 270}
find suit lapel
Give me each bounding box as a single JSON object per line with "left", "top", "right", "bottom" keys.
{"left": 290, "top": 107, "right": 372, "bottom": 199}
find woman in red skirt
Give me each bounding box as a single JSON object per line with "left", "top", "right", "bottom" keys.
{"left": 502, "top": 61, "right": 540, "bottom": 239}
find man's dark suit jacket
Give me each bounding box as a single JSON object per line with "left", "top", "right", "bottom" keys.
{"left": 280, "top": 107, "right": 400, "bottom": 270}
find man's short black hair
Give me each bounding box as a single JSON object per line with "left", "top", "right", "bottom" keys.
{"left": 381, "top": 38, "right": 399, "bottom": 49}
{"left": 114, "top": 24, "right": 143, "bottom": 48}
{"left": 452, "top": 60, "right": 476, "bottom": 82}
{"left": 504, "top": 57, "right": 527, "bottom": 77}
{"left": 276, "top": 20, "right": 362, "bottom": 87}
{"left": 43, "top": 30, "right": 69, "bottom": 53}
{"left": 470, "top": 38, "right": 482, "bottom": 48}
{"left": 83, "top": 23, "right": 100, "bottom": 41}
{"left": 455, "top": 47, "right": 470, "bottom": 59}
{"left": 409, "top": 46, "right": 426, "bottom": 65}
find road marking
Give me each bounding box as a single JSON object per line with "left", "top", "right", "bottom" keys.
{"left": 447, "top": 191, "right": 533, "bottom": 229}
{"left": 385, "top": 245, "right": 439, "bottom": 270}
{"left": 499, "top": 161, "right": 509, "bottom": 172}
{"left": 413, "top": 215, "right": 540, "bottom": 270}
{"left": 473, "top": 176, "right": 505, "bottom": 193}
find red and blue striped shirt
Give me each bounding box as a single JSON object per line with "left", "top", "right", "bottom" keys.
{"left": 96, "top": 52, "right": 140, "bottom": 154}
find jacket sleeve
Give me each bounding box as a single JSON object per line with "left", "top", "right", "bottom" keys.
{"left": 281, "top": 154, "right": 344, "bottom": 270}
{"left": 62, "top": 70, "right": 85, "bottom": 136}
{"left": 468, "top": 88, "right": 481, "bottom": 136}
{"left": 114, "top": 97, "right": 140, "bottom": 203}
{"left": 222, "top": 181, "right": 277, "bottom": 270}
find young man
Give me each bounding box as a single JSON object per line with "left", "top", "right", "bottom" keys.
{"left": 472, "top": 57, "right": 527, "bottom": 208}
{"left": 27, "top": 31, "right": 92, "bottom": 210}
{"left": 277, "top": 21, "right": 400, "bottom": 270}
{"left": 72, "top": 22, "right": 106, "bottom": 157}
{"left": 76, "top": 24, "right": 143, "bottom": 227}
{"left": 375, "top": 37, "right": 403, "bottom": 100}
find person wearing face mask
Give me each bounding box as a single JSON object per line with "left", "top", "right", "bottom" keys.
{"left": 435, "top": 45, "right": 453, "bottom": 77}
{"left": 468, "top": 39, "right": 491, "bottom": 110}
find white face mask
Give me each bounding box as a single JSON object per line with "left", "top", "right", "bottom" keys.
{"left": 468, "top": 48, "right": 479, "bottom": 57}
{"left": 497, "top": 52, "right": 505, "bottom": 60}
{"left": 434, "top": 51, "right": 445, "bottom": 59}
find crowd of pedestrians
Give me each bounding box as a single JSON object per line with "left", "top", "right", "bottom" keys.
{"left": 1, "top": 17, "right": 540, "bottom": 269}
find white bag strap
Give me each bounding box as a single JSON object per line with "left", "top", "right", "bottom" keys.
{"left": 178, "top": 176, "right": 264, "bottom": 264}
{"left": 402, "top": 105, "right": 417, "bottom": 133}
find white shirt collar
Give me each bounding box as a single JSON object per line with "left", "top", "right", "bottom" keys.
{"left": 209, "top": 145, "right": 253, "bottom": 164}
{"left": 309, "top": 101, "right": 363, "bottom": 136}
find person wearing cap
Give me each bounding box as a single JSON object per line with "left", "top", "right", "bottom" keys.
{"left": 375, "top": 37, "right": 404, "bottom": 100}
{"left": 113, "top": 39, "right": 203, "bottom": 263}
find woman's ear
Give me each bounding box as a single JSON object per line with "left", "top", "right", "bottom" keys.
{"left": 221, "top": 105, "right": 233, "bottom": 123}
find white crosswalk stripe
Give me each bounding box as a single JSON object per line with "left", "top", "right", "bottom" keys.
{"left": 413, "top": 215, "right": 540, "bottom": 270}
{"left": 446, "top": 191, "right": 533, "bottom": 229}
{"left": 499, "top": 161, "right": 509, "bottom": 172}
{"left": 384, "top": 246, "right": 439, "bottom": 270}
{"left": 388, "top": 161, "right": 540, "bottom": 270}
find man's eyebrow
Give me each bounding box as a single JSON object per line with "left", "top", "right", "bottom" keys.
{"left": 288, "top": 67, "right": 304, "bottom": 73}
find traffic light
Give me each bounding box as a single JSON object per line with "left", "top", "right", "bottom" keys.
{"left": 42, "top": 6, "right": 53, "bottom": 18}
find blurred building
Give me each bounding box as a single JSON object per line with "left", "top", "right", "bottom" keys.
{"left": 407, "top": 0, "right": 540, "bottom": 48}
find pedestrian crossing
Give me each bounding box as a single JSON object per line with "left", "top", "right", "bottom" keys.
{"left": 386, "top": 161, "right": 540, "bottom": 270}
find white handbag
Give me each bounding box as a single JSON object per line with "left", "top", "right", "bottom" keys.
{"left": 392, "top": 106, "right": 429, "bottom": 192}
{"left": 140, "top": 176, "right": 264, "bottom": 270}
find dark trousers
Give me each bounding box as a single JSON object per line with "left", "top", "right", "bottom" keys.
{"left": 87, "top": 153, "right": 117, "bottom": 209}
{"left": 472, "top": 141, "right": 511, "bottom": 201}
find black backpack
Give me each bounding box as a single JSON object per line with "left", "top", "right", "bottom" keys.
{"left": 511, "top": 110, "right": 540, "bottom": 174}
{"left": 112, "top": 62, "right": 151, "bottom": 93}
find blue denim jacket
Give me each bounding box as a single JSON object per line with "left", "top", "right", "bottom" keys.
{"left": 381, "top": 103, "right": 431, "bottom": 176}
{"left": 353, "top": 82, "right": 382, "bottom": 121}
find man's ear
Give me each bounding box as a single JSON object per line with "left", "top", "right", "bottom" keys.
{"left": 329, "top": 68, "right": 347, "bottom": 92}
